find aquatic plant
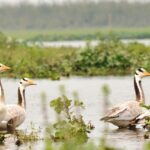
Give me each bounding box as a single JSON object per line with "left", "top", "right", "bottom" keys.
{"left": 44, "top": 85, "right": 121, "bottom": 150}
{"left": 14, "top": 123, "right": 41, "bottom": 146}
{"left": 50, "top": 95, "right": 94, "bottom": 143}
{"left": 45, "top": 138, "right": 120, "bottom": 150}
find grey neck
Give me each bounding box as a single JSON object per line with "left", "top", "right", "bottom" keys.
{"left": 134, "top": 75, "right": 144, "bottom": 103}
{"left": 0, "top": 78, "right": 5, "bottom": 103}
{"left": 17, "top": 87, "right": 26, "bottom": 109}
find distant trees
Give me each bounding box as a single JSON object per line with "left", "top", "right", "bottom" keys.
{"left": 0, "top": 1, "right": 150, "bottom": 30}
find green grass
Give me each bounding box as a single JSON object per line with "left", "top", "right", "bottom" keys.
{"left": 3, "top": 27, "right": 150, "bottom": 41}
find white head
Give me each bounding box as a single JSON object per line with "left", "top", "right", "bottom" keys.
{"left": 0, "top": 63, "right": 10, "bottom": 73}
{"left": 135, "top": 68, "right": 150, "bottom": 79}
{"left": 19, "top": 78, "right": 36, "bottom": 89}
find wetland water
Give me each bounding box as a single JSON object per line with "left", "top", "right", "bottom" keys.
{"left": 1, "top": 76, "right": 150, "bottom": 150}
{"left": 30, "top": 39, "right": 150, "bottom": 48}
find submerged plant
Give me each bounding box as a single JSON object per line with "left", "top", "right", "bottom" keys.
{"left": 14, "top": 123, "right": 41, "bottom": 146}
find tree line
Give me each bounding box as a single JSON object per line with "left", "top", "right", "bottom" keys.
{"left": 0, "top": 1, "right": 150, "bottom": 30}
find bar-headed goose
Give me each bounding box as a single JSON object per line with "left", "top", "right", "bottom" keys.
{"left": 100, "top": 68, "right": 150, "bottom": 128}
{"left": 0, "top": 64, "right": 10, "bottom": 121}
{"left": 0, "top": 78, "right": 36, "bottom": 131}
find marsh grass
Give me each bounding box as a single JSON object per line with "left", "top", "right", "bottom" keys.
{"left": 14, "top": 130, "right": 39, "bottom": 146}
{"left": 13, "top": 123, "right": 42, "bottom": 146}
{"left": 0, "top": 124, "right": 42, "bottom": 148}
{"left": 4, "top": 28, "right": 150, "bottom": 41}
{"left": 0, "top": 32, "right": 150, "bottom": 79}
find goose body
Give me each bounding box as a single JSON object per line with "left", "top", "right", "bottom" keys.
{"left": 100, "top": 68, "right": 150, "bottom": 128}
{"left": 0, "top": 105, "right": 26, "bottom": 129}
{"left": 0, "top": 78, "right": 36, "bottom": 130}
{"left": 101, "top": 101, "right": 142, "bottom": 128}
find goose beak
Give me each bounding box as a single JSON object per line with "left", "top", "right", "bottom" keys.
{"left": 28, "top": 79, "right": 37, "bottom": 85}
{"left": 2, "top": 65, "right": 11, "bottom": 71}
{"left": 143, "top": 71, "right": 150, "bottom": 76}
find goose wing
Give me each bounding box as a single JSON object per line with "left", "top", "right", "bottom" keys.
{"left": 100, "top": 106, "right": 127, "bottom": 121}
{"left": 100, "top": 101, "right": 142, "bottom": 121}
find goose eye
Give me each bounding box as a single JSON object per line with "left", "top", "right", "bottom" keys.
{"left": 20, "top": 82, "right": 22, "bottom": 84}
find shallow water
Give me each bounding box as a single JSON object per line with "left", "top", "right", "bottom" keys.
{"left": 1, "top": 76, "right": 150, "bottom": 150}
{"left": 29, "top": 39, "right": 150, "bottom": 48}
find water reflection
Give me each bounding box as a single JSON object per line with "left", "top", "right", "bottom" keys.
{"left": 107, "top": 128, "right": 145, "bottom": 150}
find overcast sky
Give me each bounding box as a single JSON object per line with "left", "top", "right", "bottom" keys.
{"left": 0, "top": 0, "right": 149, "bottom": 5}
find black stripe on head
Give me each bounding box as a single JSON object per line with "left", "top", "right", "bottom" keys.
{"left": 138, "top": 68, "right": 144, "bottom": 72}
{"left": 23, "top": 78, "right": 28, "bottom": 81}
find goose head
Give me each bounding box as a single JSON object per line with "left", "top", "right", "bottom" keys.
{"left": 19, "top": 78, "right": 36, "bottom": 89}
{"left": 135, "top": 68, "right": 150, "bottom": 78}
{"left": 0, "top": 64, "right": 10, "bottom": 72}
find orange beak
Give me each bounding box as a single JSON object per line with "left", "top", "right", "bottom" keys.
{"left": 28, "top": 79, "right": 37, "bottom": 85}
{"left": 143, "top": 71, "right": 150, "bottom": 76}
{"left": 1, "top": 65, "right": 11, "bottom": 71}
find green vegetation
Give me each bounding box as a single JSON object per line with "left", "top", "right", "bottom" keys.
{"left": 0, "top": 32, "right": 150, "bottom": 79}
{"left": 4, "top": 27, "right": 150, "bottom": 41}
{"left": 45, "top": 139, "right": 120, "bottom": 150}
{"left": 0, "top": 32, "right": 76, "bottom": 79}
{"left": 48, "top": 85, "right": 94, "bottom": 143}
{"left": 0, "top": 126, "right": 41, "bottom": 147}
{"left": 49, "top": 95, "right": 94, "bottom": 143}
{"left": 14, "top": 129, "right": 40, "bottom": 146}
{"left": 72, "top": 35, "right": 150, "bottom": 76}
{"left": 144, "top": 142, "right": 150, "bottom": 150}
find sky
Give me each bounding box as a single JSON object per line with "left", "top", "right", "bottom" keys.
{"left": 0, "top": 0, "right": 149, "bottom": 5}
